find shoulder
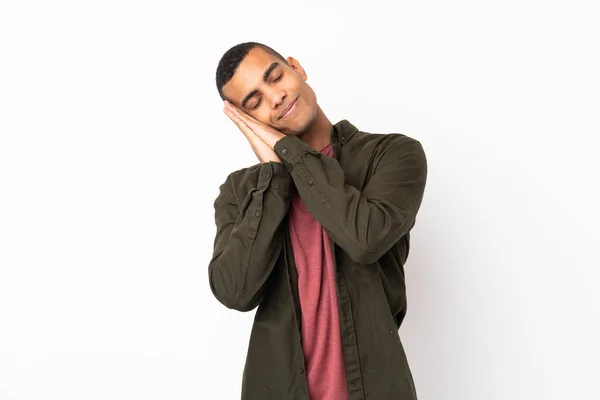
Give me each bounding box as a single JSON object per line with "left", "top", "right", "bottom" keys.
{"left": 226, "top": 162, "right": 262, "bottom": 185}
{"left": 214, "top": 162, "right": 262, "bottom": 206}
{"left": 346, "top": 127, "right": 426, "bottom": 165}
{"left": 353, "top": 126, "right": 423, "bottom": 147}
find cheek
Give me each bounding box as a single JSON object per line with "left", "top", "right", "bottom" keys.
{"left": 298, "top": 83, "right": 316, "bottom": 106}
{"left": 252, "top": 109, "right": 271, "bottom": 124}
{"left": 299, "top": 88, "right": 317, "bottom": 115}
{"left": 303, "top": 85, "right": 317, "bottom": 106}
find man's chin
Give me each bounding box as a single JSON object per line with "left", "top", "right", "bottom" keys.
{"left": 276, "top": 123, "right": 301, "bottom": 137}
{"left": 287, "top": 115, "right": 315, "bottom": 135}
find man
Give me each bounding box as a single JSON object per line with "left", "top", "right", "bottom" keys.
{"left": 209, "top": 41, "right": 428, "bottom": 400}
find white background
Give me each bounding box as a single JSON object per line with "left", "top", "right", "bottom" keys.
{"left": 1, "top": 0, "right": 599, "bottom": 399}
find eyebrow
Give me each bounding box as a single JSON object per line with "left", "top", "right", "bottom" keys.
{"left": 241, "top": 62, "right": 280, "bottom": 109}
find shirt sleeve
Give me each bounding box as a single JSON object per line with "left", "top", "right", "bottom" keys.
{"left": 273, "top": 133, "right": 427, "bottom": 265}
{"left": 208, "top": 161, "right": 295, "bottom": 311}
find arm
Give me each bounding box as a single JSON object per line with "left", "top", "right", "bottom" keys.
{"left": 273, "top": 134, "right": 427, "bottom": 265}
{"left": 208, "top": 161, "right": 295, "bottom": 311}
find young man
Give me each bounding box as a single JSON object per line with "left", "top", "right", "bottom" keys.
{"left": 209, "top": 41, "right": 428, "bottom": 400}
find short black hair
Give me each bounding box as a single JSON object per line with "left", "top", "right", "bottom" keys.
{"left": 215, "top": 42, "right": 287, "bottom": 101}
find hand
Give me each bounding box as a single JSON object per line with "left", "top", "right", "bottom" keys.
{"left": 223, "top": 100, "right": 287, "bottom": 163}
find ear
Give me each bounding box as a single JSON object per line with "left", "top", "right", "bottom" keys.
{"left": 286, "top": 56, "right": 307, "bottom": 81}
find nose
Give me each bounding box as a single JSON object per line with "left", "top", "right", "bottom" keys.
{"left": 268, "top": 89, "right": 285, "bottom": 110}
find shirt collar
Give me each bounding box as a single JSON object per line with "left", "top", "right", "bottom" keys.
{"left": 331, "top": 119, "right": 359, "bottom": 145}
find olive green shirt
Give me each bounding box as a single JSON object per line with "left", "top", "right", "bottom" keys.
{"left": 208, "top": 119, "right": 428, "bottom": 399}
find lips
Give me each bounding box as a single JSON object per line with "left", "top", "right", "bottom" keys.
{"left": 280, "top": 97, "right": 298, "bottom": 120}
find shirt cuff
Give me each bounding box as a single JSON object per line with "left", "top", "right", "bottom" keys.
{"left": 273, "top": 134, "right": 318, "bottom": 163}
{"left": 257, "top": 161, "right": 294, "bottom": 192}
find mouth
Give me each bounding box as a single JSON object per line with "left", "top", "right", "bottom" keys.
{"left": 279, "top": 97, "right": 298, "bottom": 120}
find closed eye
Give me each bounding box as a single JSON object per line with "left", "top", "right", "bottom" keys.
{"left": 251, "top": 73, "right": 284, "bottom": 110}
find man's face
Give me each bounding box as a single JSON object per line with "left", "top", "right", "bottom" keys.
{"left": 221, "top": 47, "right": 318, "bottom": 136}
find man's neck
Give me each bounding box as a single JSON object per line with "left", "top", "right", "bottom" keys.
{"left": 297, "top": 105, "right": 333, "bottom": 152}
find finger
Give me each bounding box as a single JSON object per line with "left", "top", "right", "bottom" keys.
{"left": 223, "top": 102, "right": 273, "bottom": 145}
{"left": 223, "top": 104, "right": 248, "bottom": 127}
{"left": 224, "top": 106, "right": 254, "bottom": 139}
{"left": 224, "top": 107, "right": 269, "bottom": 150}
{"left": 226, "top": 102, "right": 261, "bottom": 127}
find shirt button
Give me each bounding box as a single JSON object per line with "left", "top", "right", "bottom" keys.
{"left": 345, "top": 330, "right": 353, "bottom": 340}
{"left": 300, "top": 366, "right": 304, "bottom": 374}
{"left": 266, "top": 172, "right": 272, "bottom": 178}
{"left": 307, "top": 180, "right": 313, "bottom": 186}
{"left": 282, "top": 148, "right": 289, "bottom": 155}
{"left": 339, "top": 282, "right": 345, "bottom": 291}
{"left": 341, "top": 135, "right": 345, "bottom": 141}
{"left": 389, "top": 329, "right": 394, "bottom": 335}
{"left": 255, "top": 210, "right": 261, "bottom": 217}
